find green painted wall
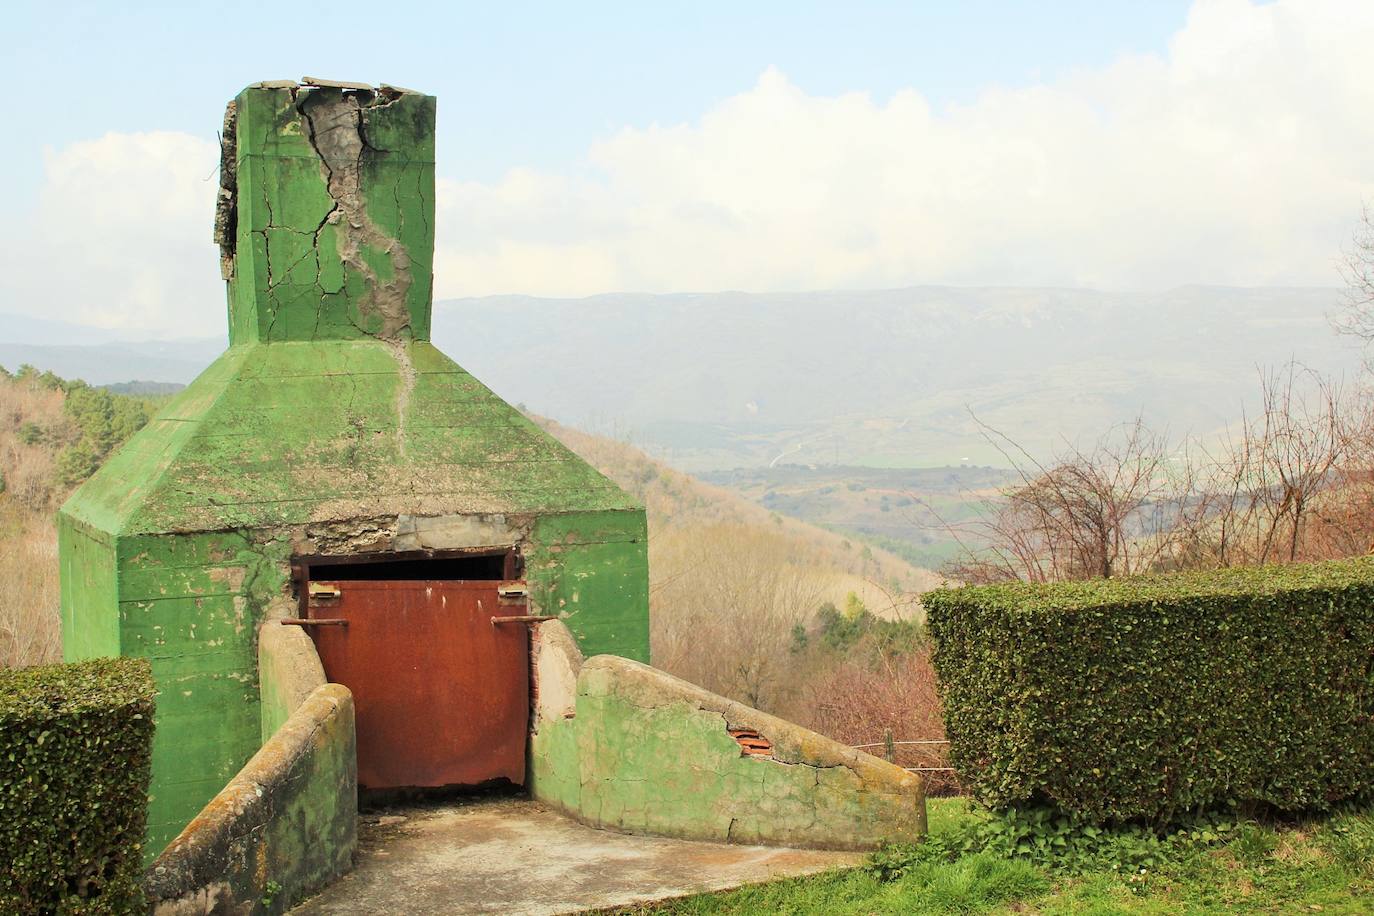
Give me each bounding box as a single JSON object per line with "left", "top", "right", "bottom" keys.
{"left": 227, "top": 85, "right": 435, "bottom": 344}
{"left": 58, "top": 516, "right": 118, "bottom": 661}
{"left": 62, "top": 342, "right": 637, "bottom": 536}
{"left": 116, "top": 531, "right": 290, "bottom": 852}
{"left": 530, "top": 653, "right": 926, "bottom": 850}
{"left": 528, "top": 511, "right": 650, "bottom": 662}
{"left": 57, "top": 81, "right": 651, "bottom": 857}
{"left": 259, "top": 621, "right": 328, "bottom": 744}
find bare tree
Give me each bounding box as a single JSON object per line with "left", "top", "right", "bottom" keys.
{"left": 943, "top": 364, "right": 1360, "bottom": 583}
{"left": 1334, "top": 205, "right": 1374, "bottom": 344}
{"left": 1203, "top": 364, "right": 1349, "bottom": 565}
{"left": 944, "top": 416, "right": 1205, "bottom": 583}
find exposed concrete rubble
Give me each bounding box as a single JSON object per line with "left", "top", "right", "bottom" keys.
{"left": 214, "top": 101, "right": 238, "bottom": 280}
{"left": 531, "top": 618, "right": 584, "bottom": 722}
{"left": 392, "top": 513, "right": 527, "bottom": 552}
{"left": 297, "top": 87, "right": 414, "bottom": 341}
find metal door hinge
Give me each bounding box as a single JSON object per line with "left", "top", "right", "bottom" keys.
{"left": 309, "top": 582, "right": 342, "bottom": 600}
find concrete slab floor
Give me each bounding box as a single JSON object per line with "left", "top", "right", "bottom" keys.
{"left": 291, "top": 796, "right": 862, "bottom": 915}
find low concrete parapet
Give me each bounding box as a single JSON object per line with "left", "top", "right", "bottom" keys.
{"left": 258, "top": 617, "right": 328, "bottom": 743}
{"left": 529, "top": 621, "right": 925, "bottom": 850}
{"left": 146, "top": 684, "right": 357, "bottom": 915}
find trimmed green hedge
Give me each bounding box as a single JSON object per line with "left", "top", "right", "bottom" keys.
{"left": 925, "top": 559, "right": 1374, "bottom": 825}
{"left": 1, "top": 657, "right": 155, "bottom": 914}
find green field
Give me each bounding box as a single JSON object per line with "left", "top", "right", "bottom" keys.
{"left": 631, "top": 798, "right": 1374, "bottom": 914}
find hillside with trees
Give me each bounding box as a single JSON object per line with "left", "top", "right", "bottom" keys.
{"left": 534, "top": 416, "right": 947, "bottom": 756}
{"left": 0, "top": 366, "right": 161, "bottom": 667}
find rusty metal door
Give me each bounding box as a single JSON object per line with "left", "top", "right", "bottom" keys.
{"left": 306, "top": 580, "right": 530, "bottom": 791}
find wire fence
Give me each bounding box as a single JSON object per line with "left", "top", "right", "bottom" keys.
{"left": 851, "top": 732, "right": 961, "bottom": 791}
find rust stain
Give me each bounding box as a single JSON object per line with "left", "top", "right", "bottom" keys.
{"left": 310, "top": 580, "right": 529, "bottom": 790}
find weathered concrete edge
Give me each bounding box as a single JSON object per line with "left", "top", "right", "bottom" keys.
{"left": 145, "top": 684, "right": 357, "bottom": 915}
{"left": 530, "top": 620, "right": 926, "bottom": 850}
{"left": 531, "top": 617, "right": 585, "bottom": 724}
{"left": 258, "top": 615, "right": 327, "bottom": 742}
{"left": 585, "top": 654, "right": 924, "bottom": 790}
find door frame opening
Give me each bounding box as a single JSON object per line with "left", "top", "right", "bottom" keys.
{"left": 292, "top": 546, "right": 522, "bottom": 615}
{"left": 289, "top": 546, "right": 534, "bottom": 802}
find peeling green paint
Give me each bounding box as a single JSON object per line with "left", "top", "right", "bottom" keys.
{"left": 226, "top": 86, "right": 435, "bottom": 344}
{"left": 58, "top": 82, "right": 650, "bottom": 858}
{"left": 530, "top": 651, "right": 925, "bottom": 850}
{"left": 529, "top": 512, "right": 650, "bottom": 662}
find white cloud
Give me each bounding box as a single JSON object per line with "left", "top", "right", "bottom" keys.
{"left": 1, "top": 131, "right": 223, "bottom": 335}
{"left": 435, "top": 0, "right": 1374, "bottom": 298}
{"left": 5, "top": 0, "right": 1373, "bottom": 335}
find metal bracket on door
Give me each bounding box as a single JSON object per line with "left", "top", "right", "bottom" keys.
{"left": 282, "top": 618, "right": 348, "bottom": 627}
{"left": 497, "top": 582, "right": 532, "bottom": 609}
{"left": 491, "top": 615, "right": 557, "bottom": 625}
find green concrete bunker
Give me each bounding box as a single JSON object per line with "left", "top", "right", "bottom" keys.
{"left": 58, "top": 79, "right": 924, "bottom": 913}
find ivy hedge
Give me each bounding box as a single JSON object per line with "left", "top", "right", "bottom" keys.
{"left": 1, "top": 657, "right": 155, "bottom": 914}
{"left": 925, "top": 558, "right": 1374, "bottom": 825}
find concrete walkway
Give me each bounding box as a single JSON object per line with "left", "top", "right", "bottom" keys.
{"left": 292, "top": 796, "right": 862, "bottom": 915}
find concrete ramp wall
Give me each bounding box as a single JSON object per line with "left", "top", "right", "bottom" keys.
{"left": 146, "top": 621, "right": 357, "bottom": 914}
{"left": 529, "top": 621, "right": 925, "bottom": 850}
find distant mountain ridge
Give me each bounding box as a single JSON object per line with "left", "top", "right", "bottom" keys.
{"left": 2, "top": 286, "right": 1361, "bottom": 469}
{"left": 0, "top": 312, "right": 222, "bottom": 386}
{"left": 431, "top": 285, "right": 1363, "bottom": 469}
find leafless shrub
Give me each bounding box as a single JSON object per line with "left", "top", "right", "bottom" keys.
{"left": 1201, "top": 363, "right": 1352, "bottom": 566}
{"left": 804, "top": 648, "right": 959, "bottom": 794}
{"left": 943, "top": 364, "right": 1367, "bottom": 582}
{"left": 0, "top": 373, "right": 70, "bottom": 666}
{"left": 0, "top": 374, "right": 69, "bottom": 512}
{"left": 943, "top": 416, "right": 1207, "bottom": 582}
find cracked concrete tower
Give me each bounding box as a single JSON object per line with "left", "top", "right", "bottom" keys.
{"left": 57, "top": 81, "right": 650, "bottom": 855}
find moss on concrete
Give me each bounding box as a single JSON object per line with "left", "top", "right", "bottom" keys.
{"left": 529, "top": 626, "right": 925, "bottom": 850}
{"left": 146, "top": 684, "right": 357, "bottom": 915}
{"left": 258, "top": 619, "right": 327, "bottom": 743}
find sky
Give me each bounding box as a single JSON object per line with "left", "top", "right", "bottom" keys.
{"left": 2, "top": 0, "right": 1372, "bottom": 338}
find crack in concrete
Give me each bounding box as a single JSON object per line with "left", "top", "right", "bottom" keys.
{"left": 298, "top": 88, "right": 417, "bottom": 455}
{"left": 297, "top": 89, "right": 413, "bottom": 341}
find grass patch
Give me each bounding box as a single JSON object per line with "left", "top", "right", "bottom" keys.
{"left": 627, "top": 799, "right": 1374, "bottom": 915}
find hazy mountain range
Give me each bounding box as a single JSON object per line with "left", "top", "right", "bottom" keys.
{"left": 1, "top": 286, "right": 1361, "bottom": 470}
